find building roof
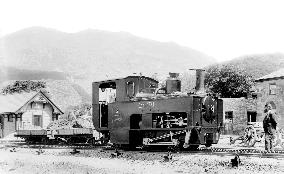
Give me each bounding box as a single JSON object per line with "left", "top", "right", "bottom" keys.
{"left": 0, "top": 91, "right": 64, "bottom": 114}
{"left": 0, "top": 92, "right": 36, "bottom": 113}
{"left": 16, "top": 91, "right": 64, "bottom": 114}
{"left": 255, "top": 68, "right": 284, "bottom": 82}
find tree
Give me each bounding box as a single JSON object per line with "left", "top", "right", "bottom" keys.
{"left": 62, "top": 103, "right": 92, "bottom": 120}
{"left": 1, "top": 80, "right": 46, "bottom": 95}
{"left": 204, "top": 65, "right": 254, "bottom": 98}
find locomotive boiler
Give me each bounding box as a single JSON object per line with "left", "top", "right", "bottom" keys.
{"left": 92, "top": 69, "right": 223, "bottom": 149}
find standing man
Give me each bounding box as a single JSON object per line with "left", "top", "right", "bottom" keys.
{"left": 263, "top": 104, "right": 277, "bottom": 152}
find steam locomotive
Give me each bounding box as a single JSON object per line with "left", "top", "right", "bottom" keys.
{"left": 92, "top": 69, "right": 223, "bottom": 149}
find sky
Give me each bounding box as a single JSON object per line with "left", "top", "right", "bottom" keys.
{"left": 0, "top": 0, "right": 284, "bottom": 62}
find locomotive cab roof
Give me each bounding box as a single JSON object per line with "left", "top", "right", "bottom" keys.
{"left": 92, "top": 75, "right": 159, "bottom": 103}
{"left": 93, "top": 75, "right": 159, "bottom": 84}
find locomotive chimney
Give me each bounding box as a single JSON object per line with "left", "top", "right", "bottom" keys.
{"left": 166, "top": 72, "right": 181, "bottom": 94}
{"left": 190, "top": 69, "right": 205, "bottom": 94}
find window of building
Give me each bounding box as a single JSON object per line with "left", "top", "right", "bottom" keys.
{"left": 225, "top": 111, "right": 233, "bottom": 123}
{"left": 7, "top": 115, "right": 13, "bottom": 122}
{"left": 251, "top": 93, "right": 257, "bottom": 99}
{"left": 52, "top": 115, "right": 58, "bottom": 121}
{"left": 16, "top": 114, "right": 22, "bottom": 122}
{"left": 32, "top": 102, "right": 42, "bottom": 109}
{"left": 247, "top": 111, "right": 257, "bottom": 122}
{"left": 33, "top": 115, "right": 41, "bottom": 127}
{"left": 269, "top": 83, "right": 276, "bottom": 95}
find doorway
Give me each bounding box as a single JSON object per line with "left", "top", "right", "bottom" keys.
{"left": 224, "top": 111, "right": 233, "bottom": 134}
{"left": 99, "top": 82, "right": 116, "bottom": 128}
{"left": 129, "top": 114, "right": 142, "bottom": 147}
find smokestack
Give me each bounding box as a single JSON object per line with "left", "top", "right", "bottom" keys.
{"left": 189, "top": 69, "right": 205, "bottom": 94}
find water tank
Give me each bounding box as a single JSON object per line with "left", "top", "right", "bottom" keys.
{"left": 166, "top": 73, "right": 181, "bottom": 94}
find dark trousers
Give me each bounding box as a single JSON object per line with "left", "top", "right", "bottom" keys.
{"left": 265, "top": 133, "right": 274, "bottom": 151}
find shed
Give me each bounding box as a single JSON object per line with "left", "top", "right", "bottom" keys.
{"left": 0, "top": 91, "right": 63, "bottom": 138}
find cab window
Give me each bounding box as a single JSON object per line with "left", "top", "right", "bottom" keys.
{"left": 126, "top": 81, "right": 135, "bottom": 98}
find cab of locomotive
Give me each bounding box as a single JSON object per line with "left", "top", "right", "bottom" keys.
{"left": 92, "top": 71, "right": 223, "bottom": 148}
{"left": 92, "top": 76, "right": 158, "bottom": 131}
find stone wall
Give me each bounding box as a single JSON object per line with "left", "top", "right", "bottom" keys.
{"left": 255, "top": 79, "right": 284, "bottom": 129}
{"left": 221, "top": 78, "right": 284, "bottom": 135}
{"left": 222, "top": 98, "right": 248, "bottom": 135}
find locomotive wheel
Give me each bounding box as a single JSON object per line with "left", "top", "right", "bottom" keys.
{"left": 188, "top": 145, "right": 199, "bottom": 151}
{"left": 41, "top": 137, "right": 49, "bottom": 145}
{"left": 25, "top": 138, "right": 34, "bottom": 144}
{"left": 174, "top": 139, "right": 185, "bottom": 151}
{"left": 66, "top": 138, "right": 73, "bottom": 145}
{"left": 88, "top": 138, "right": 98, "bottom": 146}
{"left": 188, "top": 128, "right": 200, "bottom": 150}
{"left": 100, "top": 137, "right": 110, "bottom": 145}
{"left": 205, "top": 143, "right": 212, "bottom": 147}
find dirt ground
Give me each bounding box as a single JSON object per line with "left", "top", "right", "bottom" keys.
{"left": 0, "top": 135, "right": 284, "bottom": 174}
{"left": 0, "top": 147, "right": 284, "bottom": 174}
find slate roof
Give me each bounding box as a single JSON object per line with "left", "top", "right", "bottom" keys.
{"left": 255, "top": 68, "right": 284, "bottom": 82}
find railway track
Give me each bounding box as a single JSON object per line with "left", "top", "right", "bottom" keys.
{"left": 142, "top": 146, "right": 284, "bottom": 159}
{"left": 196, "top": 147, "right": 284, "bottom": 159}
{"left": 1, "top": 141, "right": 108, "bottom": 150}
{"left": 3, "top": 141, "right": 284, "bottom": 158}
{"left": 199, "top": 146, "right": 284, "bottom": 154}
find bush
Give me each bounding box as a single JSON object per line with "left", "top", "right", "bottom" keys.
{"left": 1, "top": 80, "right": 46, "bottom": 95}
{"left": 205, "top": 65, "right": 254, "bottom": 98}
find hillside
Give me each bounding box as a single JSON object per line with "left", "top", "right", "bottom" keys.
{"left": 206, "top": 53, "right": 284, "bottom": 79}
{"left": 44, "top": 80, "right": 88, "bottom": 112}
{"left": 1, "top": 27, "right": 215, "bottom": 81}
{"left": 0, "top": 66, "right": 67, "bottom": 81}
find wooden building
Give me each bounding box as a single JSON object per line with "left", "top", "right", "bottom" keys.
{"left": 0, "top": 91, "right": 63, "bottom": 138}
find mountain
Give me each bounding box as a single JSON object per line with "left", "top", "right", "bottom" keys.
{"left": 206, "top": 53, "right": 284, "bottom": 79}
{"left": 0, "top": 66, "right": 67, "bottom": 81}
{"left": 0, "top": 27, "right": 215, "bottom": 81}
{"left": 0, "top": 27, "right": 216, "bottom": 108}
{"left": 45, "top": 80, "right": 91, "bottom": 111}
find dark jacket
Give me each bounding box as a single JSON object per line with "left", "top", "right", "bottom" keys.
{"left": 263, "top": 111, "right": 277, "bottom": 135}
